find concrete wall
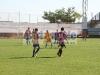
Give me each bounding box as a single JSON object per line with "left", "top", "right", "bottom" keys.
{"left": 0, "top": 22, "right": 82, "bottom": 38}
{"left": 0, "top": 33, "right": 23, "bottom": 38}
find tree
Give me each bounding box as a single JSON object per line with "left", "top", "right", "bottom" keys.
{"left": 42, "top": 7, "right": 82, "bottom": 23}
{"left": 55, "top": 7, "right": 66, "bottom": 22}
{"left": 42, "top": 11, "right": 56, "bottom": 23}
{"left": 73, "top": 12, "right": 82, "bottom": 22}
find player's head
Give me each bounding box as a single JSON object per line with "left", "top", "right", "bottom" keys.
{"left": 61, "top": 27, "right": 64, "bottom": 31}
{"left": 33, "top": 29, "right": 34, "bottom": 31}
{"left": 46, "top": 30, "right": 48, "bottom": 33}
{"left": 28, "top": 27, "right": 30, "bottom": 30}
{"left": 35, "top": 28, "right": 38, "bottom": 32}
{"left": 56, "top": 29, "right": 58, "bottom": 32}
{"left": 83, "top": 30, "right": 85, "bottom": 33}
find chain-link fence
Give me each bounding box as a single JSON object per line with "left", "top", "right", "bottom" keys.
{"left": 0, "top": 12, "right": 45, "bottom": 23}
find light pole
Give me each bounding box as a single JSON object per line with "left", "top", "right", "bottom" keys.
{"left": 8, "top": 13, "right": 9, "bottom": 21}
{"left": 37, "top": 15, "right": 38, "bottom": 23}
{"left": 29, "top": 14, "right": 30, "bottom": 23}
{"left": 82, "top": 0, "right": 88, "bottom": 31}
{"left": 19, "top": 11, "right": 20, "bottom": 23}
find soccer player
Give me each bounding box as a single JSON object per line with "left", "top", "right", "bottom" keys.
{"left": 25, "top": 27, "right": 31, "bottom": 45}
{"left": 57, "top": 27, "right": 66, "bottom": 57}
{"left": 82, "top": 31, "right": 86, "bottom": 42}
{"left": 44, "top": 30, "right": 53, "bottom": 48}
{"left": 54, "top": 29, "right": 59, "bottom": 44}
{"left": 32, "top": 28, "right": 40, "bottom": 57}
{"left": 32, "top": 29, "right": 35, "bottom": 34}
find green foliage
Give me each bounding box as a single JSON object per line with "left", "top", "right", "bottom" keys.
{"left": 0, "top": 38, "right": 100, "bottom": 75}
{"left": 42, "top": 7, "right": 82, "bottom": 23}
{"left": 42, "top": 11, "right": 56, "bottom": 23}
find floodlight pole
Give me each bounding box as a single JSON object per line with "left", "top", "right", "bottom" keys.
{"left": 37, "top": 15, "right": 38, "bottom": 23}
{"left": 8, "top": 13, "right": 9, "bottom": 21}
{"left": 19, "top": 11, "right": 20, "bottom": 23}
{"left": 29, "top": 14, "right": 30, "bottom": 23}
{"left": 82, "top": 0, "right": 88, "bottom": 33}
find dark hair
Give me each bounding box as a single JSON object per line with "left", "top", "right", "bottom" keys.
{"left": 46, "top": 30, "right": 48, "bottom": 32}
{"left": 61, "top": 27, "right": 64, "bottom": 31}
{"left": 28, "top": 27, "right": 30, "bottom": 29}
{"left": 35, "top": 28, "right": 38, "bottom": 31}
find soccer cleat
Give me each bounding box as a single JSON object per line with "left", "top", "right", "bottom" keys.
{"left": 57, "top": 53, "right": 61, "bottom": 57}
{"left": 32, "top": 54, "right": 37, "bottom": 57}
{"left": 32, "top": 55, "right": 34, "bottom": 57}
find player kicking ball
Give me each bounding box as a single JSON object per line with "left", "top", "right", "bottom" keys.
{"left": 57, "top": 27, "right": 66, "bottom": 57}
{"left": 32, "top": 28, "right": 40, "bottom": 57}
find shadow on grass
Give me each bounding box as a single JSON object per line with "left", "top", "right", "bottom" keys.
{"left": 37, "top": 56, "right": 56, "bottom": 58}
{"left": 40, "top": 47, "right": 59, "bottom": 49}
{"left": 53, "top": 47, "right": 59, "bottom": 49}
{"left": 17, "top": 43, "right": 23, "bottom": 44}
{"left": 13, "top": 43, "right": 23, "bottom": 46}
{"left": 10, "top": 56, "right": 56, "bottom": 59}
{"left": 10, "top": 57, "right": 31, "bottom": 59}
{"left": 40, "top": 48, "right": 45, "bottom": 49}
{"left": 13, "top": 45, "right": 23, "bottom": 46}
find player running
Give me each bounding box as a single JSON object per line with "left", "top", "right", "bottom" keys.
{"left": 32, "top": 28, "right": 40, "bottom": 57}
{"left": 57, "top": 27, "right": 66, "bottom": 57}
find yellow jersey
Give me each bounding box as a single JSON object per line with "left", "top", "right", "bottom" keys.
{"left": 44, "top": 32, "right": 51, "bottom": 42}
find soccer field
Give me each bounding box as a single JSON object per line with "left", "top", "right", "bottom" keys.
{"left": 0, "top": 38, "right": 100, "bottom": 75}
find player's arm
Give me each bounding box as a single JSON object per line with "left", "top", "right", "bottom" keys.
{"left": 50, "top": 33, "right": 52, "bottom": 39}
{"left": 64, "top": 33, "right": 69, "bottom": 44}
{"left": 44, "top": 33, "right": 46, "bottom": 39}
{"left": 66, "top": 38, "right": 69, "bottom": 44}
{"left": 37, "top": 33, "right": 39, "bottom": 39}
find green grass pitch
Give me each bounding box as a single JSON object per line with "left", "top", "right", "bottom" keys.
{"left": 0, "top": 38, "right": 100, "bottom": 75}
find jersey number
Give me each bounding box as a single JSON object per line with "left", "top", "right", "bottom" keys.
{"left": 59, "top": 34, "right": 63, "bottom": 38}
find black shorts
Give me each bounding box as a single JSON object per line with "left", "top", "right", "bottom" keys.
{"left": 33, "top": 44, "right": 40, "bottom": 47}
{"left": 59, "top": 42, "right": 65, "bottom": 47}
{"left": 55, "top": 38, "right": 58, "bottom": 40}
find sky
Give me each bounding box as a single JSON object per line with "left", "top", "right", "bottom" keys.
{"left": 0, "top": 0, "right": 100, "bottom": 23}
